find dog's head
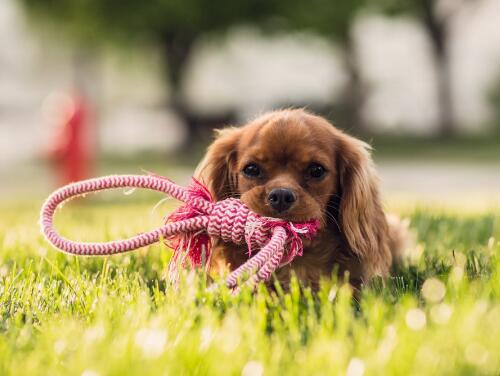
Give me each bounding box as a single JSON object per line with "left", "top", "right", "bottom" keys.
{"left": 197, "top": 109, "right": 390, "bottom": 274}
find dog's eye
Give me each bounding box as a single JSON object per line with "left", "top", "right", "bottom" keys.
{"left": 308, "top": 163, "right": 326, "bottom": 179}
{"left": 242, "top": 163, "right": 262, "bottom": 178}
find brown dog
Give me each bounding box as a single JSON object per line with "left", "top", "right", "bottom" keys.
{"left": 196, "top": 109, "right": 407, "bottom": 291}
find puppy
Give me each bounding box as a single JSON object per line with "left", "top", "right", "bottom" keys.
{"left": 196, "top": 109, "right": 407, "bottom": 291}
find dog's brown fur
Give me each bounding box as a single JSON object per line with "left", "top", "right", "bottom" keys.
{"left": 196, "top": 109, "right": 406, "bottom": 290}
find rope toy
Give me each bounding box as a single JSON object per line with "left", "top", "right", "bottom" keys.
{"left": 40, "top": 174, "right": 320, "bottom": 289}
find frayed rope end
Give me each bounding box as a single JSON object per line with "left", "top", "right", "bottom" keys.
{"left": 165, "top": 178, "right": 214, "bottom": 275}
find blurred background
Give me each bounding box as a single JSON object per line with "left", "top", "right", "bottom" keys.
{"left": 1, "top": 0, "right": 500, "bottom": 209}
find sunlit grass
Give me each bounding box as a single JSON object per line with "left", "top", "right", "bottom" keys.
{"left": 0, "top": 198, "right": 499, "bottom": 375}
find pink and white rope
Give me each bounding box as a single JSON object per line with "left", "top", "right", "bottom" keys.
{"left": 40, "top": 174, "right": 319, "bottom": 288}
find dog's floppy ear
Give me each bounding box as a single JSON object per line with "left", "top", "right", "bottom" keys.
{"left": 334, "top": 131, "right": 392, "bottom": 277}
{"left": 195, "top": 127, "right": 241, "bottom": 200}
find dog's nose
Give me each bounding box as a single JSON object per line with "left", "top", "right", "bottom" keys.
{"left": 267, "top": 188, "right": 297, "bottom": 212}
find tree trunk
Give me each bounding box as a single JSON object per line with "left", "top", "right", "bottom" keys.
{"left": 421, "top": 0, "right": 455, "bottom": 137}
{"left": 340, "top": 33, "right": 366, "bottom": 134}
{"left": 160, "top": 33, "right": 236, "bottom": 148}
{"left": 161, "top": 33, "right": 205, "bottom": 143}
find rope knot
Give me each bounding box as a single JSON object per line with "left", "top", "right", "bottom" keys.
{"left": 207, "top": 198, "right": 250, "bottom": 244}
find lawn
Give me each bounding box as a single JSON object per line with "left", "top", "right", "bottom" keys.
{"left": 0, "top": 197, "right": 499, "bottom": 375}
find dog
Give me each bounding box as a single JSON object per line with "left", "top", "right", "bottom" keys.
{"left": 196, "top": 109, "right": 407, "bottom": 291}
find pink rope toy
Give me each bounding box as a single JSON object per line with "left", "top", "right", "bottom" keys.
{"left": 40, "top": 174, "right": 320, "bottom": 289}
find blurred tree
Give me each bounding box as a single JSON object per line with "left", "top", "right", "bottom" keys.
{"left": 21, "top": 0, "right": 477, "bottom": 138}
{"left": 19, "top": 0, "right": 280, "bottom": 141}
{"left": 377, "top": 0, "right": 477, "bottom": 137}
{"left": 282, "top": 0, "right": 368, "bottom": 132}
{"left": 488, "top": 72, "right": 500, "bottom": 133}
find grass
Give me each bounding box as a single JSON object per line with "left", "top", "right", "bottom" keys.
{"left": 1, "top": 197, "right": 499, "bottom": 375}
{"left": 370, "top": 134, "right": 500, "bottom": 163}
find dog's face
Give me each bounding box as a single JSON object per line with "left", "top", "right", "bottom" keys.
{"left": 234, "top": 113, "right": 337, "bottom": 224}
{"left": 198, "top": 109, "right": 391, "bottom": 275}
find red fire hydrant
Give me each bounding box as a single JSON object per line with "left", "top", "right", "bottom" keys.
{"left": 45, "top": 92, "right": 94, "bottom": 186}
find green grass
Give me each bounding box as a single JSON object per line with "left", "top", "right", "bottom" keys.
{"left": 1, "top": 198, "right": 499, "bottom": 375}
{"left": 370, "top": 134, "right": 500, "bottom": 163}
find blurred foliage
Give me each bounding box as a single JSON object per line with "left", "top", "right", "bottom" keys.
{"left": 280, "top": 0, "right": 367, "bottom": 43}
{"left": 19, "top": 0, "right": 482, "bottom": 137}
{"left": 19, "top": 0, "right": 370, "bottom": 46}
{"left": 20, "top": 0, "right": 279, "bottom": 43}
{"left": 365, "top": 0, "right": 478, "bottom": 136}
{"left": 19, "top": 0, "right": 374, "bottom": 134}
{"left": 488, "top": 72, "right": 500, "bottom": 131}
{"left": 19, "top": 0, "right": 287, "bottom": 140}
{"left": 279, "top": 0, "right": 369, "bottom": 130}
{"left": 285, "top": 0, "right": 475, "bottom": 136}
{"left": 18, "top": 0, "right": 368, "bottom": 82}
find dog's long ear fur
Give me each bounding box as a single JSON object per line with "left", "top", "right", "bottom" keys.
{"left": 195, "top": 127, "right": 241, "bottom": 200}
{"left": 334, "top": 131, "right": 392, "bottom": 277}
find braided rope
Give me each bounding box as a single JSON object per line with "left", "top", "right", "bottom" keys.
{"left": 40, "top": 174, "right": 319, "bottom": 288}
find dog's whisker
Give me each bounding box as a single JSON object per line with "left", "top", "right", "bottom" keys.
{"left": 321, "top": 209, "right": 342, "bottom": 232}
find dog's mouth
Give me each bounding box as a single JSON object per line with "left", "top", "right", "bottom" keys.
{"left": 267, "top": 210, "right": 309, "bottom": 223}
{"left": 251, "top": 202, "right": 320, "bottom": 224}
{"left": 240, "top": 192, "right": 323, "bottom": 224}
